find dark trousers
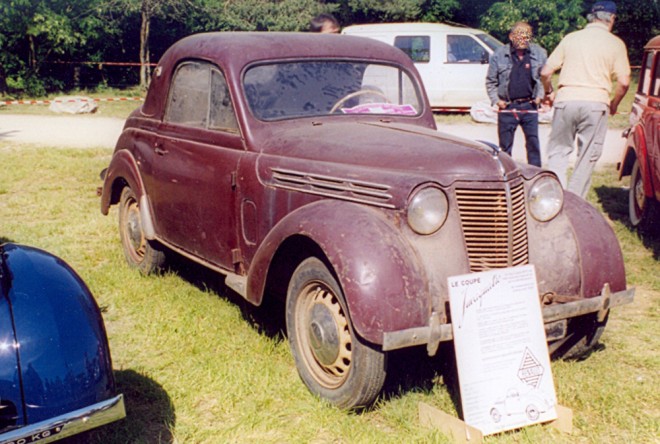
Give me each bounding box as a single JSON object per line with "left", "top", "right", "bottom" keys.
{"left": 497, "top": 101, "right": 541, "bottom": 167}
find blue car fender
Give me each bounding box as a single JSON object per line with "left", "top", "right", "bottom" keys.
{"left": 0, "top": 243, "right": 118, "bottom": 427}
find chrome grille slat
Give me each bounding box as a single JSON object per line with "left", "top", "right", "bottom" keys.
{"left": 270, "top": 167, "right": 395, "bottom": 208}
{"left": 457, "top": 183, "right": 529, "bottom": 272}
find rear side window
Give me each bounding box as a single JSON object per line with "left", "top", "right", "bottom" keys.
{"left": 447, "top": 35, "right": 488, "bottom": 63}
{"left": 165, "top": 61, "right": 238, "bottom": 132}
{"left": 394, "top": 36, "right": 430, "bottom": 63}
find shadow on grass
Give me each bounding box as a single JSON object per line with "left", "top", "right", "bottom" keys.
{"left": 595, "top": 185, "right": 660, "bottom": 259}
{"left": 164, "top": 251, "right": 287, "bottom": 342}
{"left": 381, "top": 342, "right": 463, "bottom": 415}
{"left": 61, "top": 369, "right": 175, "bottom": 444}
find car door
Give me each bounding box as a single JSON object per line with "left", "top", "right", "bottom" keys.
{"left": 441, "top": 33, "right": 491, "bottom": 107}
{"left": 143, "top": 60, "right": 244, "bottom": 270}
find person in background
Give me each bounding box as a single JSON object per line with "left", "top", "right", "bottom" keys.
{"left": 310, "top": 13, "right": 340, "bottom": 34}
{"left": 540, "top": 0, "right": 630, "bottom": 198}
{"left": 486, "top": 22, "right": 547, "bottom": 167}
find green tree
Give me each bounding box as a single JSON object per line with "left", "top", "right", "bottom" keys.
{"left": 479, "top": 0, "right": 586, "bottom": 53}
{"left": 615, "top": 0, "right": 660, "bottom": 65}
{"left": 419, "top": 0, "right": 460, "bottom": 23}
{"left": 0, "top": 0, "right": 103, "bottom": 95}
{"left": 194, "top": 0, "right": 329, "bottom": 32}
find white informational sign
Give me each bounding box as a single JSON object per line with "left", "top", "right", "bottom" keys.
{"left": 448, "top": 265, "right": 557, "bottom": 435}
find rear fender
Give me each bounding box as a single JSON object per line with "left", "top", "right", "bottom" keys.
{"left": 100, "top": 150, "right": 144, "bottom": 215}
{"left": 246, "top": 201, "right": 430, "bottom": 344}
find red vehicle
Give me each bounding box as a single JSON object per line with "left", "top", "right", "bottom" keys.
{"left": 619, "top": 35, "right": 660, "bottom": 229}
{"left": 100, "top": 32, "right": 633, "bottom": 409}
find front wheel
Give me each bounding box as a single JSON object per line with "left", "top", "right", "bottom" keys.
{"left": 629, "top": 158, "right": 658, "bottom": 228}
{"left": 118, "top": 186, "right": 166, "bottom": 274}
{"left": 286, "top": 257, "right": 386, "bottom": 409}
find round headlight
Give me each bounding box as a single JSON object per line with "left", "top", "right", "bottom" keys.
{"left": 529, "top": 175, "right": 563, "bottom": 221}
{"left": 407, "top": 187, "right": 448, "bottom": 235}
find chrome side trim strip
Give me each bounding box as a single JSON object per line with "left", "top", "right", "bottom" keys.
{"left": 0, "top": 394, "right": 126, "bottom": 444}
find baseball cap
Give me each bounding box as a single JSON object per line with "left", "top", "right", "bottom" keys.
{"left": 591, "top": 1, "right": 617, "bottom": 14}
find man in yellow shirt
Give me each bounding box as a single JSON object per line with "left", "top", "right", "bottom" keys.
{"left": 540, "top": 1, "right": 630, "bottom": 198}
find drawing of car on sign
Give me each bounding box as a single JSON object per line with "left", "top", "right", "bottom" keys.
{"left": 490, "top": 387, "right": 555, "bottom": 423}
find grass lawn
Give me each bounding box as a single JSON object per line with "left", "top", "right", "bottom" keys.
{"left": 0, "top": 141, "right": 657, "bottom": 443}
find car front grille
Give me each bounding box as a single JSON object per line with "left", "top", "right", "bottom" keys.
{"left": 456, "top": 182, "right": 529, "bottom": 272}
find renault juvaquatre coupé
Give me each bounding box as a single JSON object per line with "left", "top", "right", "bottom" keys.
{"left": 100, "top": 32, "right": 634, "bottom": 409}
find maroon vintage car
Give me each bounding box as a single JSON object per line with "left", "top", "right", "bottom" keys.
{"left": 619, "top": 35, "right": 660, "bottom": 229}
{"left": 100, "top": 32, "right": 633, "bottom": 409}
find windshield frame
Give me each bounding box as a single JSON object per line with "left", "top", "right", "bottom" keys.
{"left": 241, "top": 58, "right": 425, "bottom": 122}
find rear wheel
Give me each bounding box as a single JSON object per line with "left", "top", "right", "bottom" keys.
{"left": 118, "top": 187, "right": 166, "bottom": 274}
{"left": 549, "top": 312, "right": 608, "bottom": 360}
{"left": 286, "top": 257, "right": 386, "bottom": 409}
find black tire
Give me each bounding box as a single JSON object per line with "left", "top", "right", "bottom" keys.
{"left": 549, "top": 312, "right": 608, "bottom": 360}
{"left": 285, "top": 257, "right": 386, "bottom": 409}
{"left": 629, "top": 159, "right": 653, "bottom": 227}
{"left": 118, "top": 187, "right": 166, "bottom": 274}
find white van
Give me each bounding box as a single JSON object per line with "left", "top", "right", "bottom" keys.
{"left": 342, "top": 22, "right": 503, "bottom": 111}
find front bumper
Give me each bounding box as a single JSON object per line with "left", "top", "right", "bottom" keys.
{"left": 382, "top": 284, "right": 635, "bottom": 355}
{"left": 0, "top": 394, "right": 125, "bottom": 444}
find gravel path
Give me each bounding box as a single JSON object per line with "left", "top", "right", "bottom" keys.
{"left": 0, "top": 113, "right": 626, "bottom": 167}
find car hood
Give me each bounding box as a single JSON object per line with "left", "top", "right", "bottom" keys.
{"left": 252, "top": 120, "right": 520, "bottom": 186}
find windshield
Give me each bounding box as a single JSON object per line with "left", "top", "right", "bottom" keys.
{"left": 475, "top": 33, "right": 503, "bottom": 52}
{"left": 244, "top": 61, "right": 423, "bottom": 121}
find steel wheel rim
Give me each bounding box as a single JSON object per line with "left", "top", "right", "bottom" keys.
{"left": 296, "top": 281, "right": 352, "bottom": 389}
{"left": 633, "top": 172, "right": 646, "bottom": 216}
{"left": 122, "top": 195, "right": 146, "bottom": 261}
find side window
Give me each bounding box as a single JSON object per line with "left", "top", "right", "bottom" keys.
{"left": 639, "top": 50, "right": 653, "bottom": 95}
{"left": 210, "top": 69, "right": 239, "bottom": 132}
{"left": 394, "top": 36, "right": 430, "bottom": 63}
{"left": 166, "top": 61, "right": 209, "bottom": 127}
{"left": 166, "top": 60, "right": 238, "bottom": 133}
{"left": 447, "top": 35, "right": 488, "bottom": 63}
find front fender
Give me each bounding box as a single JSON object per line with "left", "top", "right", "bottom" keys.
{"left": 0, "top": 243, "right": 117, "bottom": 425}
{"left": 562, "top": 193, "right": 627, "bottom": 296}
{"left": 100, "top": 150, "right": 144, "bottom": 215}
{"left": 247, "top": 201, "right": 430, "bottom": 345}
{"left": 619, "top": 126, "right": 653, "bottom": 199}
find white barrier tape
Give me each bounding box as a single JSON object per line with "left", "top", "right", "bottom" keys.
{"left": 1, "top": 97, "right": 144, "bottom": 105}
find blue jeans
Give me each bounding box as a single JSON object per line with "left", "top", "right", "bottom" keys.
{"left": 497, "top": 101, "right": 541, "bottom": 167}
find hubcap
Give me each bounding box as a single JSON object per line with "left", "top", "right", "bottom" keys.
{"left": 634, "top": 175, "right": 645, "bottom": 214}
{"left": 309, "top": 304, "right": 340, "bottom": 365}
{"left": 124, "top": 199, "right": 145, "bottom": 259}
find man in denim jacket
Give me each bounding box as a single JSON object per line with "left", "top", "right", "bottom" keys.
{"left": 486, "top": 22, "right": 547, "bottom": 167}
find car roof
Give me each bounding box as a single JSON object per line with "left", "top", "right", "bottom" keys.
{"left": 645, "top": 35, "right": 660, "bottom": 50}
{"left": 143, "top": 32, "right": 425, "bottom": 118}
{"left": 158, "top": 32, "right": 416, "bottom": 69}
{"left": 342, "top": 22, "right": 485, "bottom": 36}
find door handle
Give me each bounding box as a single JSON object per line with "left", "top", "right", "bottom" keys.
{"left": 154, "top": 143, "right": 168, "bottom": 155}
